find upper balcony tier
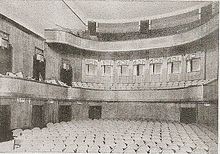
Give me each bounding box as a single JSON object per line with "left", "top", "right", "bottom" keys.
{"left": 45, "top": 13, "right": 218, "bottom": 52}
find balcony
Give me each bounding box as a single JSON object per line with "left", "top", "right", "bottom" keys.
{"left": 45, "top": 14, "right": 218, "bottom": 52}
{"left": 0, "top": 76, "right": 217, "bottom": 103}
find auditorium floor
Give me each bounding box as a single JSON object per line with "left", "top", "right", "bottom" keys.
{"left": 0, "top": 120, "right": 218, "bottom": 153}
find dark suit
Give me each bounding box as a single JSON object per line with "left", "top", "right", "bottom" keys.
{"left": 60, "top": 66, "right": 72, "bottom": 86}
{"left": 33, "top": 54, "right": 46, "bottom": 81}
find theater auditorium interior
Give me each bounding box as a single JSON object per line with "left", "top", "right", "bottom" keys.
{"left": 0, "top": 0, "right": 219, "bottom": 153}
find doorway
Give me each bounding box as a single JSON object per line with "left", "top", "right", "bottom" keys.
{"left": 180, "top": 107, "right": 197, "bottom": 124}
{"left": 0, "top": 47, "right": 12, "bottom": 74}
{"left": 58, "top": 105, "right": 72, "bottom": 122}
{"left": 32, "top": 105, "right": 45, "bottom": 128}
{"left": 89, "top": 106, "right": 102, "bottom": 120}
{"left": 0, "top": 105, "right": 11, "bottom": 142}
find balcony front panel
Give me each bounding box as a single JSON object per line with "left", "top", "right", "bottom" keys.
{"left": 0, "top": 76, "right": 68, "bottom": 99}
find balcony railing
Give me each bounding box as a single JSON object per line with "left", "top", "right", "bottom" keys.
{"left": 0, "top": 76, "right": 216, "bottom": 102}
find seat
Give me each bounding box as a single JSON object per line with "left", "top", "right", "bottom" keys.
{"left": 87, "top": 144, "right": 99, "bottom": 153}
{"left": 145, "top": 141, "right": 157, "bottom": 148}
{"left": 76, "top": 145, "right": 88, "bottom": 153}
{"left": 175, "top": 149, "right": 188, "bottom": 154}
{"left": 124, "top": 147, "right": 136, "bottom": 153}
{"left": 12, "top": 129, "right": 23, "bottom": 138}
{"left": 157, "top": 141, "right": 168, "bottom": 149}
{"left": 126, "top": 143, "right": 139, "bottom": 151}
{"left": 112, "top": 146, "right": 124, "bottom": 153}
{"left": 172, "top": 82, "right": 179, "bottom": 88}
{"left": 99, "top": 145, "right": 111, "bottom": 153}
{"left": 179, "top": 146, "right": 192, "bottom": 153}
{"left": 0, "top": 140, "right": 14, "bottom": 152}
{"left": 149, "top": 147, "right": 161, "bottom": 154}
{"left": 135, "top": 140, "right": 145, "bottom": 147}
{"left": 166, "top": 143, "right": 179, "bottom": 151}
{"left": 192, "top": 148, "right": 207, "bottom": 154}
{"left": 185, "top": 80, "right": 192, "bottom": 87}
{"left": 162, "top": 149, "right": 174, "bottom": 154}
{"left": 136, "top": 145, "right": 149, "bottom": 153}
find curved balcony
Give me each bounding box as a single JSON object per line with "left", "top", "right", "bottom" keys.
{"left": 0, "top": 76, "right": 68, "bottom": 100}
{"left": 45, "top": 14, "right": 218, "bottom": 52}
{"left": 0, "top": 76, "right": 216, "bottom": 103}
{"left": 68, "top": 79, "right": 217, "bottom": 102}
{"left": 68, "top": 82, "right": 204, "bottom": 102}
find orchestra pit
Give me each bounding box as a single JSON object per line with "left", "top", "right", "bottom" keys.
{"left": 0, "top": 0, "right": 218, "bottom": 153}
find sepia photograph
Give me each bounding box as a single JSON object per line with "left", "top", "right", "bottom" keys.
{"left": 0, "top": 0, "right": 218, "bottom": 153}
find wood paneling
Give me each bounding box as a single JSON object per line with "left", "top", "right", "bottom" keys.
{"left": 10, "top": 99, "right": 32, "bottom": 129}
{"left": 68, "top": 86, "right": 203, "bottom": 102}
{"left": 0, "top": 76, "right": 68, "bottom": 99}
{"left": 71, "top": 102, "right": 89, "bottom": 120}
{"left": 102, "top": 102, "right": 180, "bottom": 121}
{"left": 44, "top": 101, "right": 59, "bottom": 124}
{"left": 197, "top": 103, "right": 218, "bottom": 130}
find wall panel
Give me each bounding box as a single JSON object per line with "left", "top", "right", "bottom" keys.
{"left": 44, "top": 101, "right": 59, "bottom": 124}
{"left": 71, "top": 102, "right": 89, "bottom": 120}
{"left": 10, "top": 99, "right": 32, "bottom": 129}
{"left": 100, "top": 102, "right": 181, "bottom": 121}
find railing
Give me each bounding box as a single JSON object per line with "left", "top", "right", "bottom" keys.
{"left": 0, "top": 76, "right": 68, "bottom": 99}
{"left": 0, "top": 76, "right": 216, "bottom": 102}
{"left": 68, "top": 82, "right": 204, "bottom": 102}
{"left": 45, "top": 14, "right": 218, "bottom": 52}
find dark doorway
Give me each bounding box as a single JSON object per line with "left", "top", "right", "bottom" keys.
{"left": 89, "top": 106, "right": 102, "bottom": 120}
{"left": 32, "top": 105, "right": 45, "bottom": 128}
{"left": 59, "top": 105, "right": 72, "bottom": 122}
{"left": 0, "top": 105, "right": 11, "bottom": 142}
{"left": 33, "top": 53, "right": 46, "bottom": 81}
{"left": 88, "top": 21, "right": 96, "bottom": 35}
{"left": 180, "top": 108, "right": 197, "bottom": 124}
{"left": 0, "top": 47, "right": 12, "bottom": 75}
{"left": 140, "top": 20, "right": 149, "bottom": 34}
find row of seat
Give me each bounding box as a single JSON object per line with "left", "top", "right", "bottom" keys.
{"left": 72, "top": 79, "right": 212, "bottom": 90}
{"left": 10, "top": 120, "right": 217, "bottom": 153}
{"left": 1, "top": 72, "right": 215, "bottom": 90}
